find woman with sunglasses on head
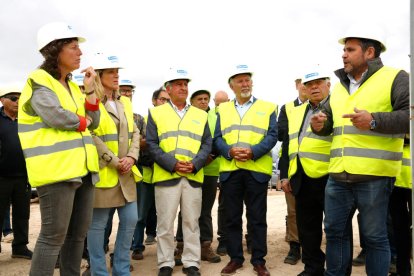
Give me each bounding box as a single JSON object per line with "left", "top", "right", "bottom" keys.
{"left": 87, "top": 53, "right": 141, "bottom": 276}
{"left": 17, "top": 22, "right": 100, "bottom": 276}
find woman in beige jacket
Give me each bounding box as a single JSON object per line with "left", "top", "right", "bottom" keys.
{"left": 86, "top": 53, "right": 140, "bottom": 276}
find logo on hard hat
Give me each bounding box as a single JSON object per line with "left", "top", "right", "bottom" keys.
{"left": 67, "top": 25, "right": 73, "bottom": 30}
{"left": 305, "top": 72, "right": 319, "bottom": 79}
{"left": 108, "top": 56, "right": 119, "bottom": 63}
{"left": 176, "top": 69, "right": 188, "bottom": 75}
{"left": 236, "top": 65, "right": 248, "bottom": 70}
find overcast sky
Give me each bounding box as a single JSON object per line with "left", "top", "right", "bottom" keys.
{"left": 0, "top": 0, "right": 409, "bottom": 114}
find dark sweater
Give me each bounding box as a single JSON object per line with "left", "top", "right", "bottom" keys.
{"left": 0, "top": 107, "right": 27, "bottom": 177}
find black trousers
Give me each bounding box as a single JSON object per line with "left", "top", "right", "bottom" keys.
{"left": 0, "top": 176, "right": 31, "bottom": 250}
{"left": 389, "top": 186, "right": 412, "bottom": 276}
{"left": 295, "top": 172, "right": 327, "bottom": 275}
{"left": 222, "top": 170, "right": 268, "bottom": 265}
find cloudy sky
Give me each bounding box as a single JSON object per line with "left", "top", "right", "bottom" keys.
{"left": 0, "top": 0, "right": 409, "bottom": 114}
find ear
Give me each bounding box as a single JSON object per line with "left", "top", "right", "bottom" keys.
{"left": 365, "top": 46, "right": 376, "bottom": 59}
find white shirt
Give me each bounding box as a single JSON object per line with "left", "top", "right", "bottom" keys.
{"left": 171, "top": 102, "right": 190, "bottom": 118}
{"left": 348, "top": 70, "right": 368, "bottom": 94}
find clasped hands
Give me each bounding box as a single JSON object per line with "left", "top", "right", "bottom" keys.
{"left": 230, "top": 147, "right": 253, "bottom": 162}
{"left": 174, "top": 161, "right": 195, "bottom": 174}
{"left": 118, "top": 156, "right": 135, "bottom": 174}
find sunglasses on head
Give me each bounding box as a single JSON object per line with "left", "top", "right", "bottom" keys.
{"left": 3, "top": 96, "right": 19, "bottom": 102}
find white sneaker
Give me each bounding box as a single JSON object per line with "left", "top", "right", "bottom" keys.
{"left": 3, "top": 233, "right": 14, "bottom": 243}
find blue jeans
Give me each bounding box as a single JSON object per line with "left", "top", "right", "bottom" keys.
{"left": 104, "top": 207, "right": 116, "bottom": 249}
{"left": 88, "top": 202, "right": 138, "bottom": 276}
{"left": 131, "top": 181, "right": 155, "bottom": 252}
{"left": 324, "top": 176, "right": 394, "bottom": 276}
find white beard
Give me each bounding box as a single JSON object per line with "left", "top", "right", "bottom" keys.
{"left": 241, "top": 91, "right": 251, "bottom": 98}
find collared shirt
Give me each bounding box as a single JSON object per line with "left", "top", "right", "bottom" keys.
{"left": 170, "top": 101, "right": 190, "bottom": 118}
{"left": 298, "top": 98, "right": 327, "bottom": 144}
{"left": 348, "top": 70, "right": 368, "bottom": 94}
{"left": 234, "top": 96, "right": 254, "bottom": 119}
{"left": 297, "top": 97, "right": 305, "bottom": 105}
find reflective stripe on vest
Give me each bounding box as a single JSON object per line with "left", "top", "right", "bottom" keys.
{"left": 18, "top": 69, "right": 99, "bottom": 187}
{"left": 219, "top": 100, "right": 277, "bottom": 176}
{"left": 150, "top": 104, "right": 208, "bottom": 183}
{"left": 329, "top": 66, "right": 403, "bottom": 177}
{"left": 287, "top": 103, "right": 332, "bottom": 178}
{"left": 395, "top": 145, "right": 411, "bottom": 189}
{"left": 93, "top": 96, "right": 142, "bottom": 188}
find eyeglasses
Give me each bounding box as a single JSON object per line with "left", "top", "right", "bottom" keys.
{"left": 157, "top": 97, "right": 169, "bottom": 102}
{"left": 120, "top": 90, "right": 134, "bottom": 94}
{"left": 3, "top": 96, "right": 19, "bottom": 102}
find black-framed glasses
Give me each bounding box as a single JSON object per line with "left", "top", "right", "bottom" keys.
{"left": 3, "top": 96, "right": 19, "bottom": 102}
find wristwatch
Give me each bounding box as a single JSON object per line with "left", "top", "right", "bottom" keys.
{"left": 369, "top": 119, "right": 377, "bottom": 130}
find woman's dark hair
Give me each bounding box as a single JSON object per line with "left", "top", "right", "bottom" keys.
{"left": 152, "top": 86, "right": 165, "bottom": 100}
{"left": 39, "top": 37, "right": 78, "bottom": 81}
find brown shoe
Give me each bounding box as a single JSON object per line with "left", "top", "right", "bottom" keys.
{"left": 131, "top": 250, "right": 144, "bottom": 260}
{"left": 253, "top": 264, "right": 270, "bottom": 276}
{"left": 201, "top": 241, "right": 221, "bottom": 263}
{"left": 221, "top": 261, "right": 243, "bottom": 275}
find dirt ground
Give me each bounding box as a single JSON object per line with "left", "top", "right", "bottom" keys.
{"left": 0, "top": 189, "right": 367, "bottom": 276}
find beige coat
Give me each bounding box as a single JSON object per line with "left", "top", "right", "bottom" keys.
{"left": 92, "top": 99, "right": 140, "bottom": 208}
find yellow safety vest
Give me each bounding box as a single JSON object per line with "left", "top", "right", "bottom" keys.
{"left": 150, "top": 104, "right": 208, "bottom": 184}
{"left": 219, "top": 100, "right": 277, "bottom": 176}
{"left": 93, "top": 96, "right": 142, "bottom": 188}
{"left": 287, "top": 103, "right": 332, "bottom": 178}
{"left": 142, "top": 116, "right": 153, "bottom": 184}
{"left": 204, "top": 108, "right": 220, "bottom": 176}
{"left": 18, "top": 69, "right": 99, "bottom": 187}
{"left": 329, "top": 66, "right": 403, "bottom": 177}
{"left": 395, "top": 145, "right": 411, "bottom": 189}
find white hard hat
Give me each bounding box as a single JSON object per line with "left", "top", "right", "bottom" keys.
{"left": 37, "top": 22, "right": 86, "bottom": 52}
{"left": 119, "top": 78, "right": 136, "bottom": 88}
{"left": 163, "top": 68, "right": 191, "bottom": 87}
{"left": 90, "top": 53, "right": 123, "bottom": 70}
{"left": 0, "top": 84, "right": 22, "bottom": 98}
{"left": 301, "top": 67, "right": 330, "bottom": 84}
{"left": 73, "top": 74, "right": 84, "bottom": 86}
{"left": 338, "top": 24, "right": 386, "bottom": 52}
{"left": 228, "top": 64, "right": 253, "bottom": 83}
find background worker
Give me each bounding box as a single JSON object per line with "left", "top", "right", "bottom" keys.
{"left": 87, "top": 53, "right": 141, "bottom": 276}
{"left": 0, "top": 85, "right": 31, "bottom": 259}
{"left": 131, "top": 87, "right": 170, "bottom": 260}
{"left": 277, "top": 77, "right": 307, "bottom": 265}
{"left": 175, "top": 88, "right": 221, "bottom": 265}
{"left": 147, "top": 68, "right": 211, "bottom": 276}
{"left": 19, "top": 22, "right": 100, "bottom": 276}
{"left": 214, "top": 64, "right": 277, "bottom": 276}
{"left": 281, "top": 68, "right": 332, "bottom": 276}
{"left": 389, "top": 137, "right": 411, "bottom": 276}
{"left": 310, "top": 24, "right": 409, "bottom": 276}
